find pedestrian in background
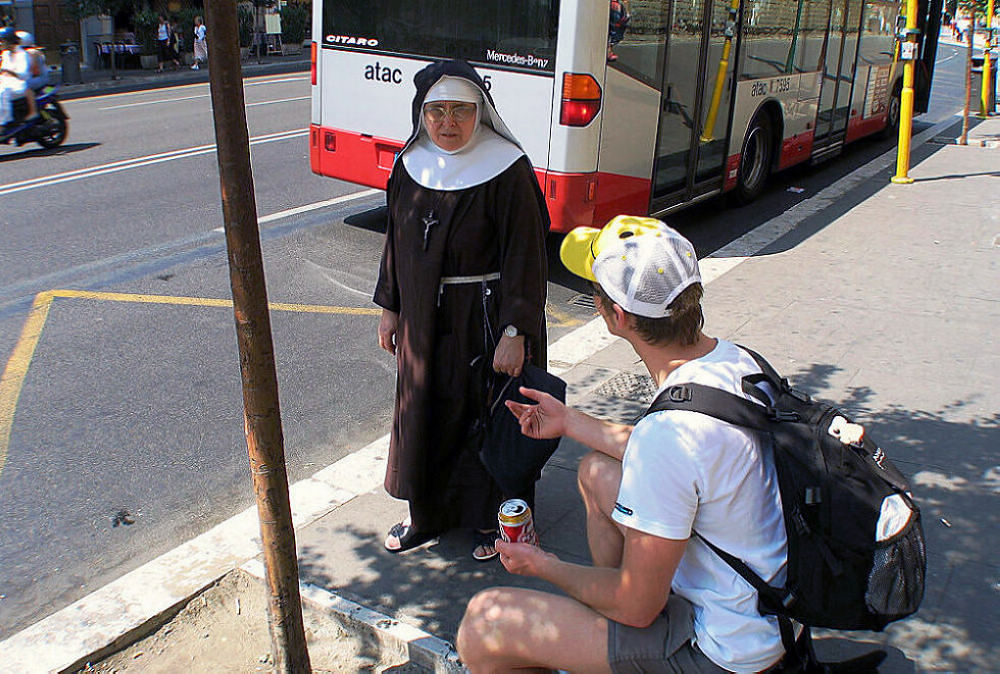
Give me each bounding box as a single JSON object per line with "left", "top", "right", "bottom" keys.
{"left": 374, "top": 59, "right": 549, "bottom": 562}
{"left": 192, "top": 16, "right": 207, "bottom": 70}
{"left": 156, "top": 15, "right": 178, "bottom": 71}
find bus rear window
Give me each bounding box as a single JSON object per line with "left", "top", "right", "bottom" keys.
{"left": 322, "top": 0, "right": 559, "bottom": 73}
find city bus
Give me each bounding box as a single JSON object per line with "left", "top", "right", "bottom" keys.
{"left": 309, "top": 0, "right": 941, "bottom": 233}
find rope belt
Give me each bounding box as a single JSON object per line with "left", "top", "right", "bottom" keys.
{"left": 439, "top": 272, "right": 500, "bottom": 287}
{"left": 438, "top": 272, "right": 500, "bottom": 306}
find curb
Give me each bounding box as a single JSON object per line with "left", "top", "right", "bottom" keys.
{"left": 242, "top": 560, "right": 464, "bottom": 674}
{"left": 57, "top": 60, "right": 309, "bottom": 101}
{"left": 0, "top": 109, "right": 975, "bottom": 673}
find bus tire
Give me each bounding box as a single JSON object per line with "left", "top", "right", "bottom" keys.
{"left": 732, "top": 112, "right": 773, "bottom": 205}
{"left": 878, "top": 83, "right": 902, "bottom": 139}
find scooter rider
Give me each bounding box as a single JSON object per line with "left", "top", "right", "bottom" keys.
{"left": 1, "top": 27, "right": 38, "bottom": 132}
{"left": 16, "top": 31, "right": 48, "bottom": 92}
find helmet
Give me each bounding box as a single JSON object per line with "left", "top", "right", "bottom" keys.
{"left": 0, "top": 27, "right": 18, "bottom": 43}
{"left": 16, "top": 31, "right": 34, "bottom": 47}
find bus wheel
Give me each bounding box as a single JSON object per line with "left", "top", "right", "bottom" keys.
{"left": 732, "top": 113, "right": 773, "bottom": 205}
{"left": 879, "top": 85, "right": 902, "bottom": 139}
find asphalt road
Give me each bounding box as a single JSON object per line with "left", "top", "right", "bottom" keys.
{"left": 0, "top": 48, "right": 969, "bottom": 640}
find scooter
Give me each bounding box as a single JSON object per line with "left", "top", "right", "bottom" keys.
{"left": 1, "top": 86, "right": 69, "bottom": 149}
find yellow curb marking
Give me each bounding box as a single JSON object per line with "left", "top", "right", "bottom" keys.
{"left": 0, "top": 290, "right": 380, "bottom": 479}
{"left": 545, "top": 301, "right": 584, "bottom": 329}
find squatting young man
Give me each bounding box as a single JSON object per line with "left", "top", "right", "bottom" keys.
{"left": 456, "top": 216, "right": 789, "bottom": 673}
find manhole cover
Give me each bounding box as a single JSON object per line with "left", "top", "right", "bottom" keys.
{"left": 593, "top": 372, "right": 657, "bottom": 401}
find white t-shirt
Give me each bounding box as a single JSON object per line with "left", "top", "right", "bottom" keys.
{"left": 612, "top": 339, "right": 787, "bottom": 672}
{"left": 1, "top": 47, "right": 30, "bottom": 79}
{"left": 195, "top": 24, "right": 207, "bottom": 42}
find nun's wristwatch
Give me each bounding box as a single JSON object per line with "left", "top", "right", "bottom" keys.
{"left": 504, "top": 325, "right": 519, "bottom": 338}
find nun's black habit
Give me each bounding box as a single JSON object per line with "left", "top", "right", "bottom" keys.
{"left": 374, "top": 60, "right": 549, "bottom": 535}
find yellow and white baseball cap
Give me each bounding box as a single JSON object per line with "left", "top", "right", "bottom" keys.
{"left": 559, "top": 215, "right": 701, "bottom": 318}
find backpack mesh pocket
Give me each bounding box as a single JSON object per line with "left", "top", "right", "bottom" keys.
{"left": 866, "top": 512, "right": 926, "bottom": 618}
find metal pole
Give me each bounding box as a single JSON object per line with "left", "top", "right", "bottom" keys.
{"left": 203, "top": 2, "right": 312, "bottom": 672}
{"left": 891, "top": 0, "right": 920, "bottom": 183}
{"left": 701, "top": 0, "right": 740, "bottom": 142}
{"left": 960, "top": 18, "right": 973, "bottom": 144}
{"left": 982, "top": 0, "right": 995, "bottom": 116}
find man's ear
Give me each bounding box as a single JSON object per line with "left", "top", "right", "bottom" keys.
{"left": 612, "top": 303, "right": 629, "bottom": 331}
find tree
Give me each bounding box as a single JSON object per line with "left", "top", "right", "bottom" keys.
{"left": 957, "top": 0, "right": 992, "bottom": 17}
{"left": 63, "top": 0, "right": 139, "bottom": 23}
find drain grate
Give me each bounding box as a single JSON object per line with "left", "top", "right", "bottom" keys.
{"left": 593, "top": 372, "right": 657, "bottom": 401}
{"left": 568, "top": 293, "right": 596, "bottom": 309}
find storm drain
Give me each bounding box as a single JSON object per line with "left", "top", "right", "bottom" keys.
{"left": 593, "top": 372, "right": 657, "bottom": 402}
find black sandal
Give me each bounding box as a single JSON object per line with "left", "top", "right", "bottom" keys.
{"left": 472, "top": 529, "right": 500, "bottom": 562}
{"left": 384, "top": 521, "right": 438, "bottom": 553}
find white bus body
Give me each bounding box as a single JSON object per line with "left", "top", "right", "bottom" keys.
{"left": 310, "top": 0, "right": 938, "bottom": 233}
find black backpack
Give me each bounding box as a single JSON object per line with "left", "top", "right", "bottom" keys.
{"left": 644, "top": 346, "right": 926, "bottom": 672}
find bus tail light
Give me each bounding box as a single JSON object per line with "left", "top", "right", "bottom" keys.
{"left": 560, "top": 73, "right": 601, "bottom": 126}
{"left": 311, "top": 42, "right": 317, "bottom": 85}
{"left": 325, "top": 131, "right": 336, "bottom": 152}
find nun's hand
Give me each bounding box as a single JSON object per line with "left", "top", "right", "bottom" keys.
{"left": 377, "top": 309, "right": 399, "bottom": 355}
{"left": 493, "top": 334, "right": 525, "bottom": 377}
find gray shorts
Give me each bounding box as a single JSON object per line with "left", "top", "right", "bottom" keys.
{"left": 607, "top": 595, "right": 728, "bottom": 673}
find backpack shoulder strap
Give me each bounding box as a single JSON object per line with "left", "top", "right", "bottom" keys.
{"left": 643, "top": 381, "right": 773, "bottom": 432}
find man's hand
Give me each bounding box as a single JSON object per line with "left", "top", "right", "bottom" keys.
{"left": 377, "top": 309, "right": 399, "bottom": 355}
{"left": 496, "top": 538, "right": 557, "bottom": 577}
{"left": 492, "top": 333, "right": 525, "bottom": 377}
{"left": 506, "top": 386, "right": 568, "bottom": 439}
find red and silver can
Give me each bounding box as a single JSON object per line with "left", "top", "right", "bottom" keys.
{"left": 498, "top": 499, "right": 539, "bottom": 546}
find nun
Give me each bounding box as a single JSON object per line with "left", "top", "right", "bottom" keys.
{"left": 374, "top": 60, "right": 549, "bottom": 561}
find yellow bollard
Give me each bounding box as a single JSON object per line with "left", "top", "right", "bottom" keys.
{"left": 891, "top": 0, "right": 920, "bottom": 184}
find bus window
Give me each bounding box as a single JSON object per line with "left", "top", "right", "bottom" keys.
{"left": 653, "top": 0, "right": 708, "bottom": 197}
{"left": 859, "top": 0, "right": 899, "bottom": 64}
{"left": 741, "top": 0, "right": 798, "bottom": 78}
{"left": 609, "top": 1, "right": 671, "bottom": 89}
{"left": 321, "top": 0, "right": 559, "bottom": 73}
{"left": 796, "top": 0, "right": 833, "bottom": 73}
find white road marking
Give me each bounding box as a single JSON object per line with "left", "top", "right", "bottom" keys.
{"left": 245, "top": 96, "right": 311, "bottom": 108}
{"left": 99, "top": 93, "right": 212, "bottom": 110}
{"left": 210, "top": 188, "right": 382, "bottom": 234}
{"left": 0, "top": 129, "right": 307, "bottom": 197}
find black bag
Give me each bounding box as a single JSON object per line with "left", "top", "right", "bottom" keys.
{"left": 643, "top": 347, "right": 926, "bottom": 666}
{"left": 476, "top": 363, "right": 566, "bottom": 496}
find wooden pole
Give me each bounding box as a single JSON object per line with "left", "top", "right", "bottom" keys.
{"left": 960, "top": 19, "right": 973, "bottom": 144}
{"left": 203, "top": 2, "right": 311, "bottom": 671}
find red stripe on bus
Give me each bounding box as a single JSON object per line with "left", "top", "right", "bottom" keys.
{"left": 541, "top": 169, "right": 650, "bottom": 233}
{"left": 724, "top": 154, "right": 741, "bottom": 192}
{"left": 309, "top": 125, "right": 403, "bottom": 190}
{"left": 778, "top": 131, "right": 814, "bottom": 171}
{"left": 845, "top": 112, "right": 888, "bottom": 144}
{"left": 309, "top": 126, "right": 652, "bottom": 233}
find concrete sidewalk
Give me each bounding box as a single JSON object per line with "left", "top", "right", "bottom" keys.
{"left": 3, "top": 115, "right": 998, "bottom": 671}
{"left": 277, "top": 115, "right": 1000, "bottom": 672}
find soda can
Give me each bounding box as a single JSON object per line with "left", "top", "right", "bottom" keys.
{"left": 498, "top": 499, "right": 538, "bottom": 546}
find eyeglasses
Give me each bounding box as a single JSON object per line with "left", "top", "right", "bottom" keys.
{"left": 423, "top": 102, "right": 477, "bottom": 123}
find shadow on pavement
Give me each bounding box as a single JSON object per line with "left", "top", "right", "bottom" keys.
{"left": 0, "top": 142, "right": 101, "bottom": 162}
